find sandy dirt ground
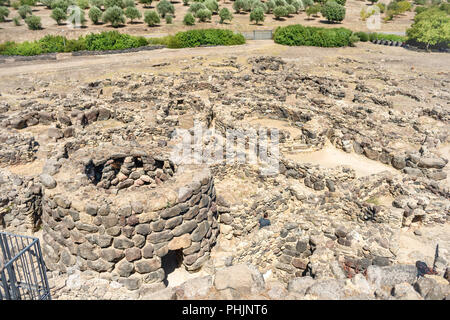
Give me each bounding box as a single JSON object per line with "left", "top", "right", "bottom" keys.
{"left": 0, "top": 0, "right": 415, "bottom": 43}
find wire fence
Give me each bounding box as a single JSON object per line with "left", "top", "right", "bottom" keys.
{"left": 0, "top": 232, "right": 51, "bottom": 300}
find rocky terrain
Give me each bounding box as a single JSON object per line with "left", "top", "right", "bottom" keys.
{"left": 0, "top": 41, "right": 449, "bottom": 300}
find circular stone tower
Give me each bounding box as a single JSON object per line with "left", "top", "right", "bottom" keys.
{"left": 41, "top": 143, "right": 219, "bottom": 289}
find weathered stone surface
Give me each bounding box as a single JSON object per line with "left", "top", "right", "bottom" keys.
{"left": 214, "top": 264, "right": 265, "bottom": 294}
{"left": 113, "top": 237, "right": 134, "bottom": 250}
{"left": 367, "top": 265, "right": 417, "bottom": 288}
{"left": 191, "top": 221, "right": 209, "bottom": 242}
{"left": 125, "top": 247, "right": 142, "bottom": 262}
{"left": 172, "top": 220, "right": 197, "bottom": 237}
{"left": 147, "top": 230, "right": 173, "bottom": 244}
{"left": 168, "top": 234, "right": 191, "bottom": 250}
{"left": 135, "top": 258, "right": 161, "bottom": 274}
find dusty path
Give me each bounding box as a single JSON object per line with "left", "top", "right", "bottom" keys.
{"left": 1, "top": 41, "right": 449, "bottom": 91}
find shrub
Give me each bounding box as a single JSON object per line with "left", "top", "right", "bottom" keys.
{"left": 219, "top": 7, "right": 232, "bottom": 23}
{"left": 139, "top": 0, "right": 152, "bottom": 7}
{"left": 273, "top": 24, "right": 353, "bottom": 47}
{"left": 273, "top": 5, "right": 288, "bottom": 18}
{"left": 414, "top": 6, "right": 427, "bottom": 14}
{"left": 51, "top": 7, "right": 67, "bottom": 24}
{"left": 125, "top": 6, "right": 141, "bottom": 21}
{"left": 321, "top": 0, "right": 345, "bottom": 22}
{"left": 103, "top": 5, "right": 125, "bottom": 26}
{"left": 77, "top": 0, "right": 90, "bottom": 9}
{"left": 123, "top": 0, "right": 134, "bottom": 7}
{"left": 11, "top": 0, "right": 20, "bottom": 9}
{"left": 144, "top": 9, "right": 159, "bottom": 25}
{"left": 354, "top": 31, "right": 369, "bottom": 41}
{"left": 334, "top": 0, "right": 345, "bottom": 5}
{"left": 183, "top": 0, "right": 189, "bottom": 5}
{"left": 0, "top": 6, "right": 9, "bottom": 22}
{"left": 204, "top": 0, "right": 218, "bottom": 13}
{"left": 306, "top": 3, "right": 321, "bottom": 17}
{"left": 156, "top": 0, "right": 174, "bottom": 18}
{"left": 196, "top": 8, "right": 211, "bottom": 21}
{"left": 84, "top": 31, "right": 147, "bottom": 50}
{"left": 183, "top": 12, "right": 195, "bottom": 24}
{"left": 13, "top": 15, "right": 21, "bottom": 25}
{"left": 18, "top": 5, "right": 32, "bottom": 18}
{"left": 376, "top": 2, "right": 385, "bottom": 13}
{"left": 104, "top": 0, "right": 123, "bottom": 8}
{"left": 165, "top": 14, "right": 172, "bottom": 23}
{"left": 396, "top": 0, "right": 412, "bottom": 13}
{"left": 90, "top": 0, "right": 104, "bottom": 8}
{"left": 249, "top": 6, "right": 264, "bottom": 23}
{"left": 170, "top": 29, "right": 245, "bottom": 48}
{"left": 406, "top": 7, "right": 450, "bottom": 49}
{"left": 369, "top": 32, "right": 407, "bottom": 42}
{"left": 25, "top": 15, "right": 42, "bottom": 29}
{"left": 413, "top": 0, "right": 425, "bottom": 4}
{"left": 89, "top": 6, "right": 102, "bottom": 23}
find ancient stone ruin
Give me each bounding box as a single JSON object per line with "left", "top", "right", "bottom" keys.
{"left": 40, "top": 144, "right": 219, "bottom": 289}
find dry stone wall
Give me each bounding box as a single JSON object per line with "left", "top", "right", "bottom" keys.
{"left": 40, "top": 145, "right": 219, "bottom": 290}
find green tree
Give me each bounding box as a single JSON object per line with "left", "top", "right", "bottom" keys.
{"left": 266, "top": 0, "right": 276, "bottom": 12}
{"left": 249, "top": 6, "right": 264, "bottom": 24}
{"left": 204, "top": 0, "right": 218, "bottom": 13}
{"left": 183, "top": 11, "right": 195, "bottom": 24}
{"left": 0, "top": 6, "right": 9, "bottom": 22}
{"left": 144, "top": 9, "right": 159, "bottom": 25}
{"left": 233, "top": 0, "right": 249, "bottom": 13}
{"left": 196, "top": 8, "right": 211, "bottom": 21}
{"left": 25, "top": 14, "right": 41, "bottom": 29}
{"left": 165, "top": 14, "right": 172, "bottom": 23}
{"left": 189, "top": 2, "right": 206, "bottom": 16}
{"left": 102, "top": 5, "right": 125, "bottom": 26}
{"left": 125, "top": 6, "right": 141, "bottom": 22}
{"left": 273, "top": 5, "right": 288, "bottom": 18}
{"left": 51, "top": 7, "right": 67, "bottom": 24}
{"left": 89, "top": 5, "right": 102, "bottom": 24}
{"left": 156, "top": 0, "right": 174, "bottom": 18}
{"left": 406, "top": 8, "right": 450, "bottom": 50}
{"left": 306, "top": 3, "right": 321, "bottom": 17}
{"left": 219, "top": 7, "right": 233, "bottom": 23}
{"left": 18, "top": 5, "right": 32, "bottom": 18}
{"left": 321, "top": 0, "right": 345, "bottom": 22}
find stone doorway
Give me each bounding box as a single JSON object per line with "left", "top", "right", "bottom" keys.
{"left": 161, "top": 249, "right": 183, "bottom": 286}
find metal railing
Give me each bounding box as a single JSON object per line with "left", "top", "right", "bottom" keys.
{"left": 0, "top": 232, "right": 51, "bottom": 300}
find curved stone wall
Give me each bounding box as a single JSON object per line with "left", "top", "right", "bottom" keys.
{"left": 41, "top": 145, "right": 219, "bottom": 290}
